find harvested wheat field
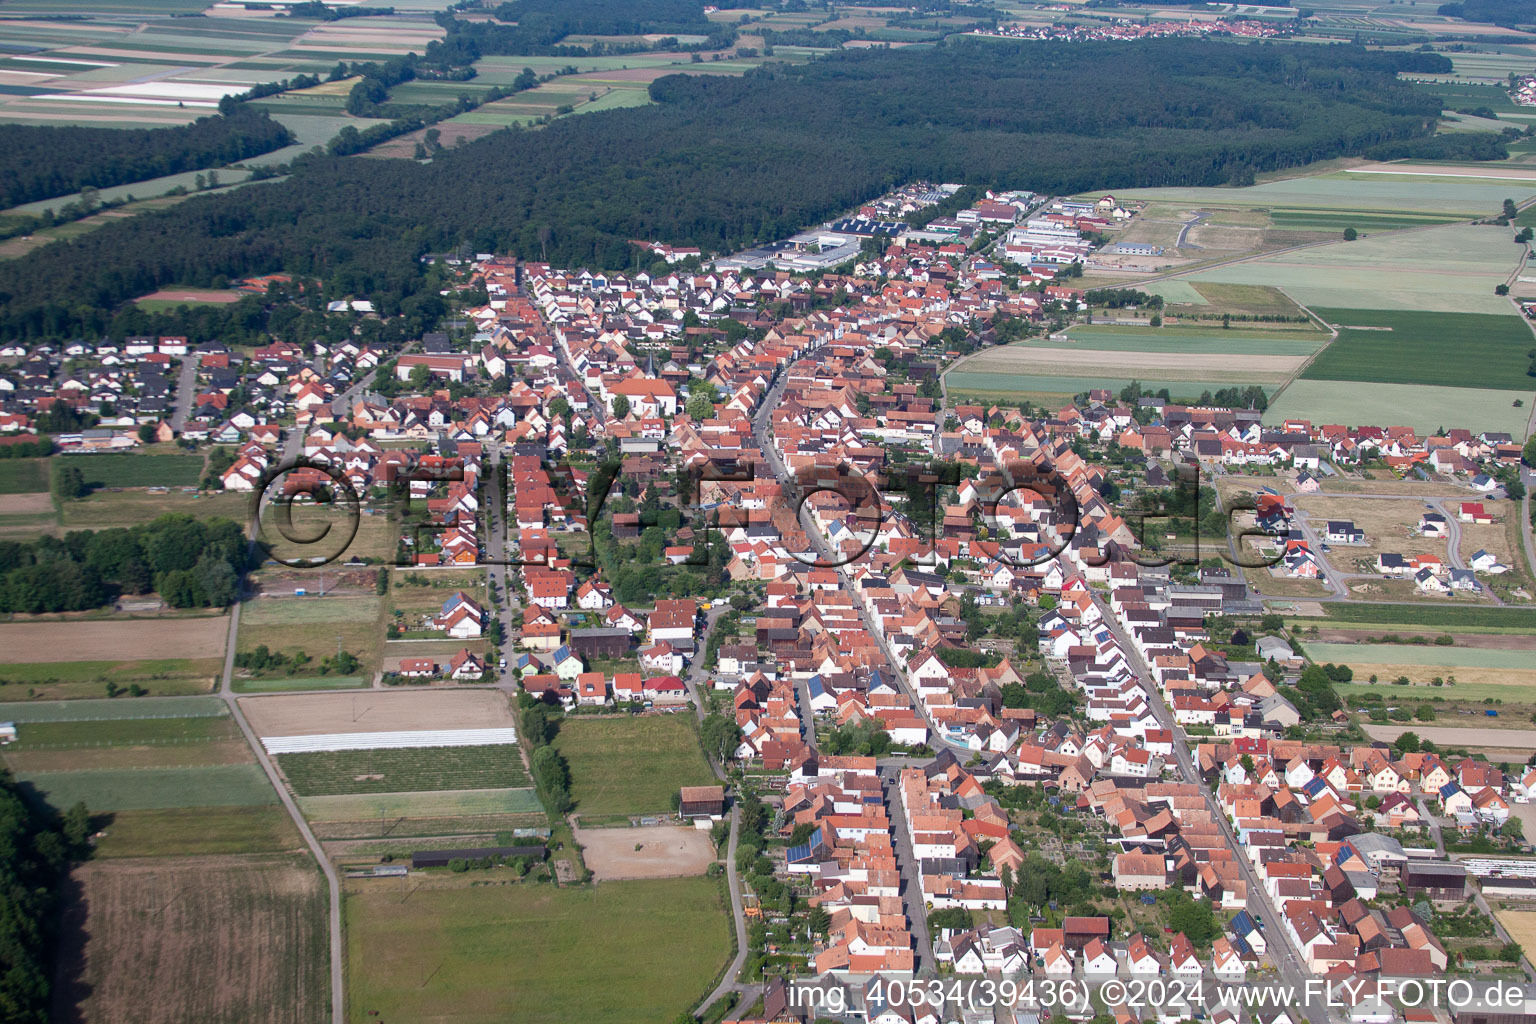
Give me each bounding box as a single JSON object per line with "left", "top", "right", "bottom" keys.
{"left": 52, "top": 855, "right": 327, "bottom": 1024}
{"left": 0, "top": 615, "right": 228, "bottom": 663}
{"left": 575, "top": 824, "right": 717, "bottom": 880}
{"left": 240, "top": 688, "right": 516, "bottom": 738}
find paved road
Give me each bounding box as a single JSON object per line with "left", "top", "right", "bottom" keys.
{"left": 220, "top": 361, "right": 383, "bottom": 1024}
{"left": 1088, "top": 592, "right": 1320, "bottom": 1014}
{"left": 880, "top": 766, "right": 934, "bottom": 977}
{"left": 698, "top": 803, "right": 757, "bottom": 1012}
{"left": 169, "top": 354, "right": 197, "bottom": 432}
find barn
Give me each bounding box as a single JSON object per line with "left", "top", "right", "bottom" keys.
{"left": 570, "top": 627, "right": 631, "bottom": 660}
{"left": 679, "top": 785, "right": 726, "bottom": 821}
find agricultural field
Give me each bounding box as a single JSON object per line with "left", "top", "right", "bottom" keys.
{"left": 345, "top": 875, "right": 730, "bottom": 1024}
{"left": 0, "top": 615, "right": 228, "bottom": 663}
{"left": 1182, "top": 223, "right": 1525, "bottom": 314}
{"left": 63, "top": 452, "right": 204, "bottom": 488}
{"left": 298, "top": 787, "right": 543, "bottom": 825}
{"left": 945, "top": 371, "right": 1275, "bottom": 407}
{"left": 0, "top": 457, "right": 49, "bottom": 493}
{"left": 240, "top": 688, "right": 516, "bottom": 737}
{"left": 1111, "top": 172, "right": 1536, "bottom": 217}
{"left": 1288, "top": 601, "right": 1536, "bottom": 630}
{"left": 276, "top": 743, "right": 530, "bottom": 796}
{"left": 1265, "top": 379, "right": 1535, "bottom": 435}
{"left": 55, "top": 855, "right": 327, "bottom": 1024}
{"left": 1300, "top": 308, "right": 1536, "bottom": 391}
{"left": 553, "top": 715, "right": 716, "bottom": 819}
{"left": 15, "top": 763, "right": 278, "bottom": 811}
{"left": 1303, "top": 640, "right": 1536, "bottom": 691}
{"left": 58, "top": 488, "right": 249, "bottom": 530}
{"left": 236, "top": 593, "right": 382, "bottom": 680}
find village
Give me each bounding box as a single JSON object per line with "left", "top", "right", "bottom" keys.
{"left": 1, "top": 183, "right": 1533, "bottom": 1024}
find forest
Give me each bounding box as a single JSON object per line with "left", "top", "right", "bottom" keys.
{"left": 0, "top": 39, "right": 1450, "bottom": 340}
{"left": 0, "top": 771, "right": 80, "bottom": 1024}
{"left": 0, "top": 107, "right": 292, "bottom": 209}
{"left": 1437, "top": 0, "right": 1536, "bottom": 24}
{"left": 0, "top": 514, "right": 251, "bottom": 613}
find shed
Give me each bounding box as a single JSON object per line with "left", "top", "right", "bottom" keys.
{"left": 411, "top": 845, "right": 547, "bottom": 869}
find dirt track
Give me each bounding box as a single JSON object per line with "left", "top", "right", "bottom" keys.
{"left": 575, "top": 824, "right": 716, "bottom": 881}
{"left": 239, "top": 689, "right": 516, "bottom": 737}
{"left": 0, "top": 616, "right": 228, "bottom": 663}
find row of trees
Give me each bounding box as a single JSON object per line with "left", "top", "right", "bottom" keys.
{"left": 0, "top": 40, "right": 1451, "bottom": 340}
{"left": 0, "top": 107, "right": 292, "bottom": 209}
{"left": 0, "top": 514, "right": 249, "bottom": 613}
{"left": 0, "top": 771, "right": 91, "bottom": 1023}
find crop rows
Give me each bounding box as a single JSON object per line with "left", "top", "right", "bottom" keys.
{"left": 276, "top": 744, "right": 530, "bottom": 796}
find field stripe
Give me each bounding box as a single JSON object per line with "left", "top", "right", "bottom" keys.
{"left": 262, "top": 727, "right": 518, "bottom": 753}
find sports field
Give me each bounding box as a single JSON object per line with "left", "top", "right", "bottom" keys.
{"left": 345, "top": 875, "right": 730, "bottom": 1024}
{"left": 553, "top": 715, "right": 716, "bottom": 818}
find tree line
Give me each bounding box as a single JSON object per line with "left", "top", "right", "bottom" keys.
{"left": 0, "top": 770, "right": 91, "bottom": 1024}
{"left": 0, "top": 514, "right": 249, "bottom": 614}
{"left": 0, "top": 39, "right": 1451, "bottom": 340}
{"left": 0, "top": 107, "right": 292, "bottom": 209}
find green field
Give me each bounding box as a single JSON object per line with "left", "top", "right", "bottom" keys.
{"left": 242, "top": 595, "right": 382, "bottom": 626}
{"left": 1265, "top": 379, "right": 1534, "bottom": 435}
{"left": 1301, "top": 308, "right": 1536, "bottom": 390}
{"left": 0, "top": 458, "right": 48, "bottom": 494}
{"left": 946, "top": 372, "right": 1276, "bottom": 403}
{"left": 67, "top": 453, "right": 204, "bottom": 488}
{"left": 16, "top": 764, "right": 277, "bottom": 810}
{"left": 232, "top": 675, "right": 369, "bottom": 693}
{"left": 58, "top": 489, "right": 249, "bottom": 529}
{"left": 0, "top": 695, "right": 226, "bottom": 722}
{"left": 345, "top": 876, "right": 730, "bottom": 1024}
{"left": 298, "top": 787, "right": 543, "bottom": 821}
{"left": 1052, "top": 325, "right": 1327, "bottom": 356}
{"left": 553, "top": 716, "right": 715, "bottom": 817}
{"left": 1111, "top": 174, "right": 1536, "bottom": 215}
{"left": 1268, "top": 209, "right": 1465, "bottom": 232}
{"left": 1185, "top": 222, "right": 1524, "bottom": 314}
{"left": 6, "top": 715, "right": 237, "bottom": 748}
{"left": 0, "top": 657, "right": 222, "bottom": 698}
{"left": 1336, "top": 681, "right": 1534, "bottom": 704}
{"left": 1288, "top": 603, "right": 1536, "bottom": 628}
{"left": 93, "top": 805, "right": 302, "bottom": 858}
{"left": 1301, "top": 642, "right": 1536, "bottom": 670}
{"left": 277, "top": 744, "right": 530, "bottom": 796}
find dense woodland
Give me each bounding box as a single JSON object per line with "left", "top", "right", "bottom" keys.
{"left": 0, "top": 108, "right": 292, "bottom": 209}
{"left": 1437, "top": 0, "right": 1536, "bottom": 24}
{"left": 0, "top": 515, "right": 251, "bottom": 613}
{"left": 0, "top": 40, "right": 1449, "bottom": 340}
{"left": 0, "top": 772, "right": 80, "bottom": 1024}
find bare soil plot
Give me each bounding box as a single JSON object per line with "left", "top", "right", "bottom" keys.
{"left": 0, "top": 615, "right": 228, "bottom": 663}
{"left": 0, "top": 492, "right": 52, "bottom": 513}
{"left": 53, "top": 855, "right": 327, "bottom": 1024}
{"left": 240, "top": 688, "right": 516, "bottom": 737}
{"left": 1291, "top": 495, "right": 1449, "bottom": 566}
{"left": 365, "top": 121, "right": 500, "bottom": 158}
{"left": 575, "top": 824, "right": 716, "bottom": 880}
{"left": 1363, "top": 723, "right": 1536, "bottom": 750}
{"left": 137, "top": 288, "right": 240, "bottom": 304}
